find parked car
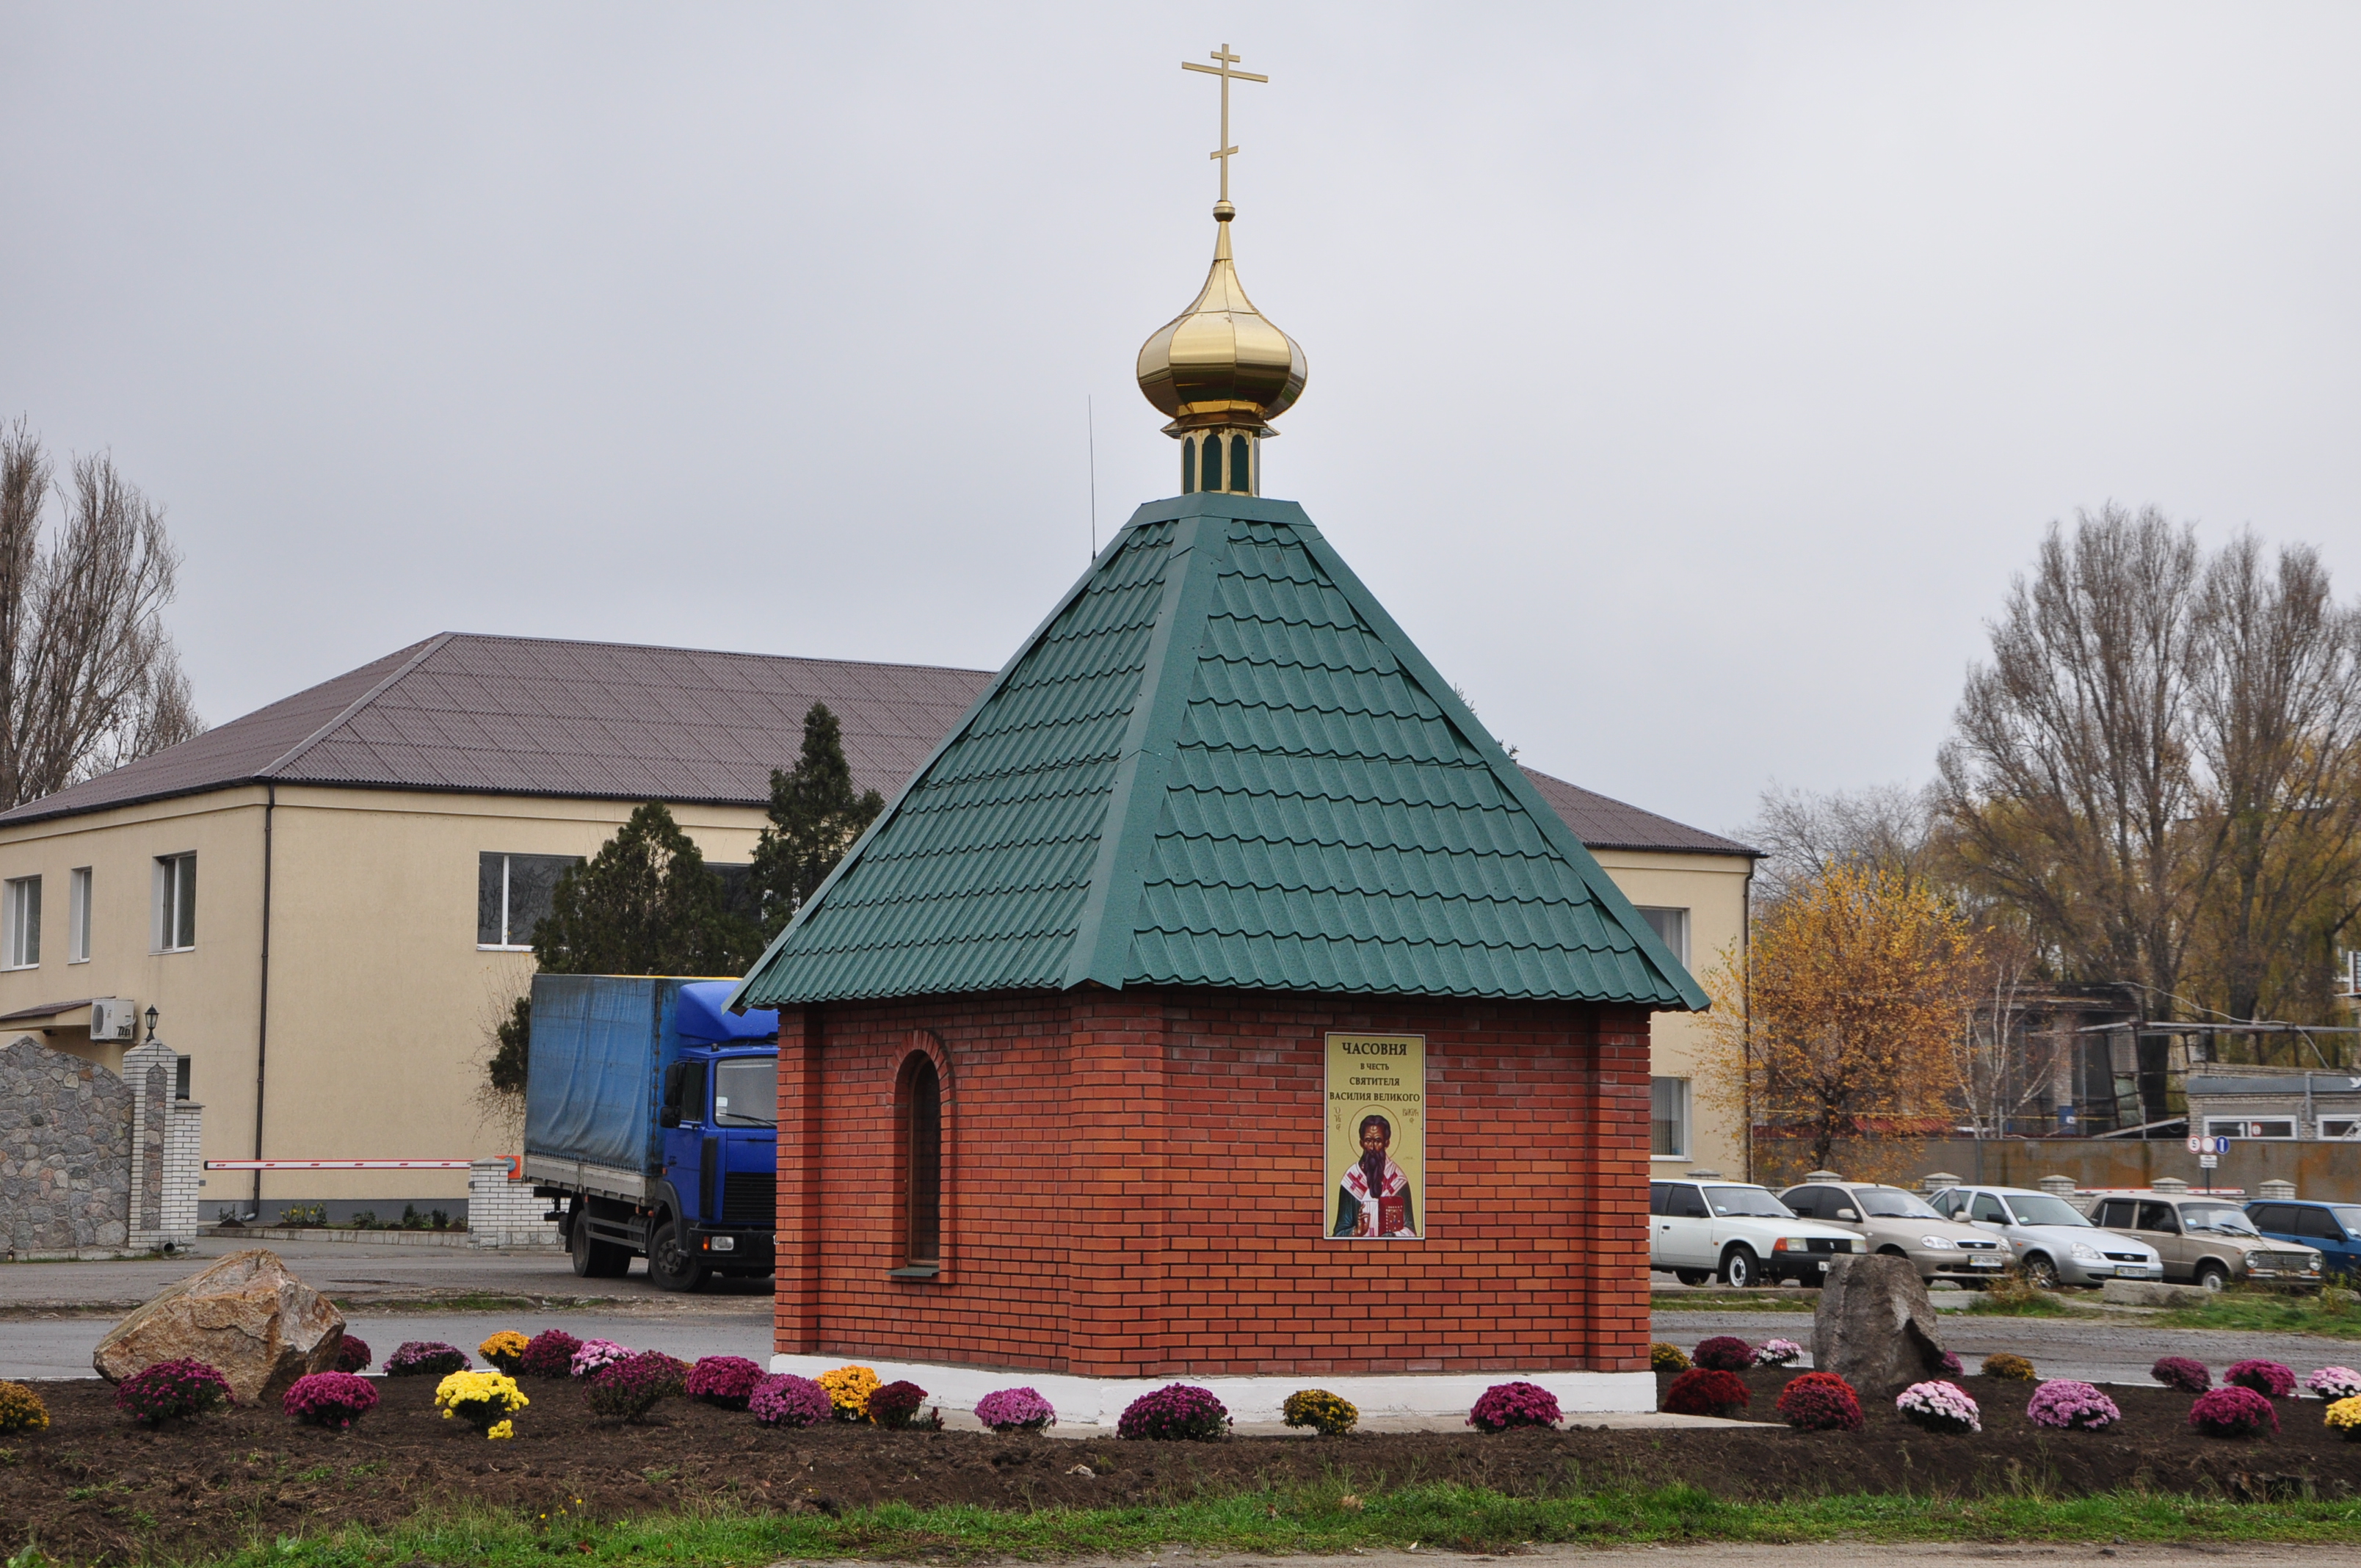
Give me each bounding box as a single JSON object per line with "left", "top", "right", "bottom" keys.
{"left": 1926, "top": 1184, "right": 2162, "bottom": 1288}
{"left": 2087, "top": 1192, "right": 2321, "bottom": 1291}
{"left": 1777, "top": 1180, "right": 2009, "bottom": 1285}
{"left": 2246, "top": 1199, "right": 2361, "bottom": 1280}
{"left": 1650, "top": 1178, "right": 1863, "bottom": 1288}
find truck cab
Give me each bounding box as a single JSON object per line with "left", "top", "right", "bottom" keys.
{"left": 650, "top": 1042, "right": 778, "bottom": 1289}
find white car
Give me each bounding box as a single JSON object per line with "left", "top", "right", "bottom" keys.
{"left": 1650, "top": 1177, "right": 1863, "bottom": 1288}
{"left": 1927, "top": 1184, "right": 2163, "bottom": 1288}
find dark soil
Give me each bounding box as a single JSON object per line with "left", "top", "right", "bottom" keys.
{"left": 4, "top": 1368, "right": 2357, "bottom": 1564}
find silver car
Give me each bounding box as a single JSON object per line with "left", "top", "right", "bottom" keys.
{"left": 1779, "top": 1181, "right": 2009, "bottom": 1286}
{"left": 1928, "top": 1184, "right": 2162, "bottom": 1288}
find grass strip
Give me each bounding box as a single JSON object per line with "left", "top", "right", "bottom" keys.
{"left": 2159, "top": 1290, "right": 2361, "bottom": 1340}
{"left": 81, "top": 1484, "right": 2361, "bottom": 1567}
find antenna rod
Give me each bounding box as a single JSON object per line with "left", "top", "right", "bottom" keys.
{"left": 1087, "top": 396, "right": 1098, "bottom": 558}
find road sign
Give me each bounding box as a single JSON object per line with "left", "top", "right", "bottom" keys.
{"left": 2188, "top": 1136, "right": 2204, "bottom": 1153}
{"left": 2199, "top": 1154, "right": 2220, "bottom": 1169}
{"left": 2188, "top": 1135, "right": 2231, "bottom": 1155}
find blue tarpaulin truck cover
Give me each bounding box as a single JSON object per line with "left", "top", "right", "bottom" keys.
{"left": 524, "top": 976, "right": 778, "bottom": 1180}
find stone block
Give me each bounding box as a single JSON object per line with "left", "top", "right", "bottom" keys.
{"left": 1811, "top": 1253, "right": 1952, "bottom": 1394}
{"left": 93, "top": 1248, "right": 345, "bottom": 1401}
{"left": 2100, "top": 1278, "right": 2216, "bottom": 1308}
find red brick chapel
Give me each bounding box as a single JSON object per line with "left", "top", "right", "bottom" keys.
{"left": 729, "top": 50, "right": 1705, "bottom": 1424}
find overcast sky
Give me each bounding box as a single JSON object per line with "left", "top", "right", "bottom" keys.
{"left": 4, "top": 4, "right": 2357, "bottom": 835}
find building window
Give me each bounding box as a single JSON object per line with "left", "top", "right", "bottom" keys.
{"left": 153, "top": 854, "right": 195, "bottom": 951}
{"left": 1229, "top": 434, "right": 1250, "bottom": 493}
{"left": 174, "top": 1054, "right": 192, "bottom": 1100}
{"left": 1200, "top": 432, "right": 1222, "bottom": 494}
{"left": 4, "top": 876, "right": 39, "bottom": 968}
{"left": 476, "top": 852, "right": 581, "bottom": 948}
{"left": 900, "top": 1054, "right": 942, "bottom": 1266}
{"left": 1637, "top": 907, "right": 1689, "bottom": 968}
{"left": 1650, "top": 1076, "right": 1689, "bottom": 1158}
{"left": 68, "top": 868, "right": 90, "bottom": 963}
{"left": 1181, "top": 436, "right": 1197, "bottom": 494}
{"left": 2207, "top": 1117, "right": 2297, "bottom": 1141}
{"left": 2321, "top": 1117, "right": 2361, "bottom": 1140}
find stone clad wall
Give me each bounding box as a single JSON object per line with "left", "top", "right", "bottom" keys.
{"left": 123, "top": 1037, "right": 203, "bottom": 1250}
{"left": 0, "top": 1034, "right": 133, "bottom": 1252}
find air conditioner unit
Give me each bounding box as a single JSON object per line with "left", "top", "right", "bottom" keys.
{"left": 88, "top": 998, "right": 139, "bottom": 1042}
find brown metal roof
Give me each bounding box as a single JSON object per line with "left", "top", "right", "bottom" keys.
{"left": 0, "top": 634, "right": 996, "bottom": 827}
{"left": 1520, "top": 766, "right": 1759, "bottom": 857}
{"left": 0, "top": 632, "right": 1754, "bottom": 860}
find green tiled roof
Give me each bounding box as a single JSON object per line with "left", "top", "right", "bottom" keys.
{"left": 732, "top": 494, "right": 1705, "bottom": 1011}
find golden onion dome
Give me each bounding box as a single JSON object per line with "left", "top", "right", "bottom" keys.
{"left": 1136, "top": 202, "right": 1307, "bottom": 434}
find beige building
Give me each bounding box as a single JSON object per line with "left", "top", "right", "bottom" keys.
{"left": 0, "top": 631, "right": 1753, "bottom": 1221}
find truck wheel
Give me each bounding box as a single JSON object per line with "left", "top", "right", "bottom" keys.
{"left": 2197, "top": 1261, "right": 2230, "bottom": 1291}
{"left": 1719, "top": 1246, "right": 1759, "bottom": 1290}
{"left": 648, "top": 1215, "right": 707, "bottom": 1293}
{"left": 569, "top": 1211, "right": 629, "bottom": 1280}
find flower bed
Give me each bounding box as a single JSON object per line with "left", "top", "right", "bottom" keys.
{"left": 1119, "top": 1383, "right": 1230, "bottom": 1441}
{"left": 385, "top": 1341, "right": 469, "bottom": 1379}
{"left": 685, "top": 1356, "right": 765, "bottom": 1411}
{"left": 1775, "top": 1372, "right": 1863, "bottom": 1432}
{"left": 750, "top": 1373, "right": 831, "bottom": 1429}
{"left": 1468, "top": 1381, "right": 1562, "bottom": 1434}
{"left": 976, "top": 1387, "right": 1058, "bottom": 1434}
{"left": 2224, "top": 1360, "right": 2296, "bottom": 1399}
{"left": 518, "top": 1329, "right": 581, "bottom": 1379}
{"left": 1280, "top": 1389, "right": 1356, "bottom": 1436}
{"left": 115, "top": 1359, "right": 233, "bottom": 1426}
{"left": 283, "top": 1372, "right": 378, "bottom": 1431}
{"left": 1896, "top": 1380, "right": 1979, "bottom": 1434}
{"left": 1662, "top": 1368, "right": 1749, "bottom": 1418}
{"left": 1691, "top": 1335, "right": 1753, "bottom": 1373}
{"left": 2027, "top": 1380, "right": 2119, "bottom": 1432}
{"left": 2189, "top": 1386, "right": 2277, "bottom": 1437}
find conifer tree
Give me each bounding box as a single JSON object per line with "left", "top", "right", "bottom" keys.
{"left": 532, "top": 802, "right": 758, "bottom": 976}
{"left": 749, "top": 702, "right": 885, "bottom": 940}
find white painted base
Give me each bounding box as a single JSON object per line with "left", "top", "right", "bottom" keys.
{"left": 767, "top": 1354, "right": 1655, "bottom": 1427}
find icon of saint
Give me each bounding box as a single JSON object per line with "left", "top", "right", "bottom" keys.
{"left": 1332, "top": 1113, "right": 1415, "bottom": 1238}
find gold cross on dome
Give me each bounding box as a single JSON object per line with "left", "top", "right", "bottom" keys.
{"left": 1182, "top": 43, "right": 1268, "bottom": 204}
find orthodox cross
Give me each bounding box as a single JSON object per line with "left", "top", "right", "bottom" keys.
{"left": 1181, "top": 43, "right": 1268, "bottom": 204}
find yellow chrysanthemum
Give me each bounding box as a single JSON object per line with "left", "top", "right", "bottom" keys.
{"left": 479, "top": 1331, "right": 532, "bottom": 1368}
{"left": 818, "top": 1365, "right": 880, "bottom": 1420}
{"left": 2326, "top": 1395, "right": 2361, "bottom": 1440}
{"left": 435, "top": 1369, "right": 529, "bottom": 1439}
{"left": 487, "top": 1420, "right": 515, "bottom": 1440}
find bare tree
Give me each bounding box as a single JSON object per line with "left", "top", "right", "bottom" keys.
{"left": 0, "top": 422, "right": 201, "bottom": 806}
{"left": 1940, "top": 502, "right": 2361, "bottom": 1109}
{"left": 1744, "top": 780, "right": 1942, "bottom": 905}
{"left": 2183, "top": 534, "right": 2361, "bottom": 1034}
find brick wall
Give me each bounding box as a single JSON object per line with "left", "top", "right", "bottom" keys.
{"left": 468, "top": 1158, "right": 562, "bottom": 1248}
{"left": 123, "top": 1037, "right": 202, "bottom": 1250}
{"left": 777, "top": 987, "right": 1652, "bottom": 1378}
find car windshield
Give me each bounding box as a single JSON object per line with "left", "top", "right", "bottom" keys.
{"left": 711, "top": 1058, "right": 776, "bottom": 1128}
{"left": 1706, "top": 1186, "right": 1796, "bottom": 1218}
{"left": 2336, "top": 1207, "right": 2361, "bottom": 1236}
{"left": 1857, "top": 1188, "right": 1942, "bottom": 1219}
{"left": 2180, "top": 1203, "right": 2257, "bottom": 1236}
{"left": 2004, "top": 1194, "right": 2092, "bottom": 1228}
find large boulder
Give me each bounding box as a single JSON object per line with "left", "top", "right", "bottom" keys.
{"left": 1811, "top": 1253, "right": 1950, "bottom": 1393}
{"left": 93, "top": 1248, "right": 344, "bottom": 1401}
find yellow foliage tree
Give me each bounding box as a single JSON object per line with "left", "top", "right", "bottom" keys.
{"left": 1700, "top": 864, "right": 1973, "bottom": 1181}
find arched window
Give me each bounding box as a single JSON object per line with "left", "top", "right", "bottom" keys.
{"left": 1181, "top": 436, "right": 1196, "bottom": 494}
{"left": 1229, "top": 434, "right": 1251, "bottom": 493}
{"left": 1200, "top": 432, "right": 1223, "bottom": 494}
{"left": 901, "top": 1054, "right": 941, "bottom": 1266}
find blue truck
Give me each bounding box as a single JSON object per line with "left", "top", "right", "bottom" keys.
{"left": 522, "top": 974, "right": 779, "bottom": 1293}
